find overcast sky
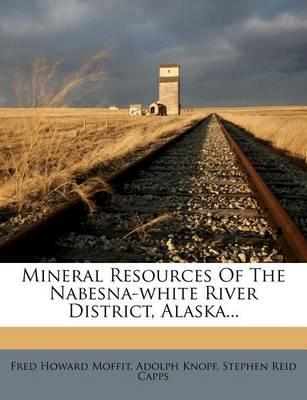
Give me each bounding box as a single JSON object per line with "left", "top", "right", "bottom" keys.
{"left": 0, "top": 0, "right": 307, "bottom": 107}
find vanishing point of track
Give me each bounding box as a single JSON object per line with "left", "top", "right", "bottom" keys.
{"left": 0, "top": 114, "right": 306, "bottom": 262}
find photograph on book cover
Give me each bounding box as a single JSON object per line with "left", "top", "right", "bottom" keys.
{"left": 0, "top": 0, "right": 306, "bottom": 398}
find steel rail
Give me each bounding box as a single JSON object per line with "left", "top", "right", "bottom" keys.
{"left": 0, "top": 116, "right": 208, "bottom": 262}
{"left": 215, "top": 114, "right": 307, "bottom": 262}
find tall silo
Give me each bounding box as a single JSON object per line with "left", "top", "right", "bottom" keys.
{"left": 159, "top": 64, "right": 180, "bottom": 115}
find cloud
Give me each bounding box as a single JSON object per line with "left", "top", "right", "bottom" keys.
{"left": 245, "top": 13, "right": 307, "bottom": 34}
{"left": 226, "top": 12, "right": 307, "bottom": 77}
{"left": 0, "top": 0, "right": 307, "bottom": 106}
{"left": 0, "top": 0, "right": 96, "bottom": 38}
{"left": 0, "top": 95, "right": 7, "bottom": 106}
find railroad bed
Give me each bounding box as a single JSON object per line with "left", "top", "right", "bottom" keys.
{"left": 44, "top": 115, "right": 287, "bottom": 263}
{"left": 221, "top": 118, "right": 307, "bottom": 239}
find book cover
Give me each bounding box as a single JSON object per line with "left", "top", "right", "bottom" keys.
{"left": 0, "top": 1, "right": 306, "bottom": 399}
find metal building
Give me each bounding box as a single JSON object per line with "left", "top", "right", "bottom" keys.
{"left": 159, "top": 64, "right": 180, "bottom": 115}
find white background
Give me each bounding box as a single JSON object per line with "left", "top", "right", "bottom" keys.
{"left": 0, "top": 263, "right": 306, "bottom": 327}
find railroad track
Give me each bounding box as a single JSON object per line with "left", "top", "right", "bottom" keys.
{"left": 0, "top": 114, "right": 306, "bottom": 262}
{"left": 219, "top": 117, "right": 307, "bottom": 238}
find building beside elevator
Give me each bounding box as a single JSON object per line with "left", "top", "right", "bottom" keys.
{"left": 149, "top": 101, "right": 167, "bottom": 116}
{"left": 129, "top": 104, "right": 145, "bottom": 116}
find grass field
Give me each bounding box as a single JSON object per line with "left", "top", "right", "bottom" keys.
{"left": 0, "top": 108, "right": 205, "bottom": 212}
{"left": 214, "top": 106, "right": 307, "bottom": 161}
{"left": 0, "top": 56, "right": 206, "bottom": 216}
{"left": 1, "top": 105, "right": 306, "bottom": 217}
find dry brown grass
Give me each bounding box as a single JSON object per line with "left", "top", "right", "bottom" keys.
{"left": 216, "top": 106, "right": 307, "bottom": 162}
{"left": 122, "top": 213, "right": 171, "bottom": 241}
{"left": 0, "top": 52, "right": 206, "bottom": 214}
{"left": 13, "top": 52, "right": 109, "bottom": 108}
{"left": 0, "top": 109, "right": 205, "bottom": 212}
